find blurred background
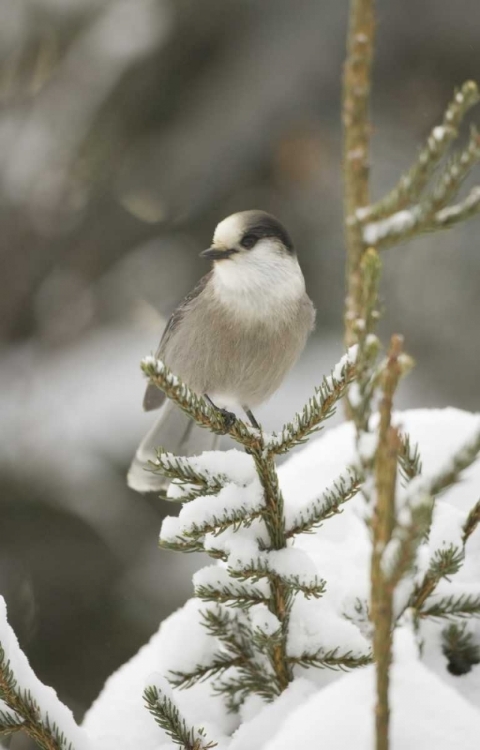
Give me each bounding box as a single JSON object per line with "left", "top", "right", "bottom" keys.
{"left": 0, "top": 0, "right": 479, "bottom": 729}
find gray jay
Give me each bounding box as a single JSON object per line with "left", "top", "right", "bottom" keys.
{"left": 128, "top": 210, "right": 315, "bottom": 492}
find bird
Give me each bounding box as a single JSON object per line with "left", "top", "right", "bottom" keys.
{"left": 128, "top": 210, "right": 316, "bottom": 492}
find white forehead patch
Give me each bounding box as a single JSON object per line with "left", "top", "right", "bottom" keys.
{"left": 212, "top": 213, "right": 244, "bottom": 247}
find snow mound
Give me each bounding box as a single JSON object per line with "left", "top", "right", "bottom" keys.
{"left": 84, "top": 408, "right": 480, "bottom": 749}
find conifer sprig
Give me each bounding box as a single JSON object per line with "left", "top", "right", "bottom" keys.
{"left": 266, "top": 353, "right": 357, "bottom": 454}
{"left": 0, "top": 641, "right": 75, "bottom": 750}
{"left": 288, "top": 647, "right": 372, "bottom": 671}
{"left": 352, "top": 79, "right": 480, "bottom": 250}
{"left": 463, "top": 499, "right": 480, "bottom": 544}
{"left": 194, "top": 582, "right": 269, "bottom": 609}
{"left": 360, "top": 81, "right": 480, "bottom": 223}
{"left": 141, "top": 358, "right": 256, "bottom": 445}
{"left": 397, "top": 433, "right": 422, "bottom": 483}
{"left": 442, "top": 622, "right": 480, "bottom": 675}
{"left": 420, "top": 593, "right": 480, "bottom": 620}
{"left": 171, "top": 608, "right": 279, "bottom": 707}
{"left": 144, "top": 684, "right": 216, "bottom": 750}
{"left": 150, "top": 451, "right": 228, "bottom": 501}
{"left": 286, "top": 469, "right": 362, "bottom": 538}
{"left": 227, "top": 558, "right": 327, "bottom": 599}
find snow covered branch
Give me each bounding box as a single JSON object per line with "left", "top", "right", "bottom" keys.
{"left": 355, "top": 84, "right": 480, "bottom": 249}
{"left": 0, "top": 597, "right": 87, "bottom": 750}
{"left": 144, "top": 678, "right": 217, "bottom": 750}
{"left": 361, "top": 81, "right": 480, "bottom": 223}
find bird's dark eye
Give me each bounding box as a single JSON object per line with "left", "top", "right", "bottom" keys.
{"left": 240, "top": 234, "right": 257, "bottom": 249}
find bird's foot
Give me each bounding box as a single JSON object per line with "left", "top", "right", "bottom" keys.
{"left": 204, "top": 395, "right": 237, "bottom": 432}
{"left": 217, "top": 407, "right": 237, "bottom": 431}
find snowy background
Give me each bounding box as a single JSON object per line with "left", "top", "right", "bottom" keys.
{"left": 1, "top": 0, "right": 480, "bottom": 730}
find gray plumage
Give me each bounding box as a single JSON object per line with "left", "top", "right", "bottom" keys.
{"left": 128, "top": 210, "right": 315, "bottom": 493}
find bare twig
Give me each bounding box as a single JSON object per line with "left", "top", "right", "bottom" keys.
{"left": 370, "top": 335, "right": 403, "bottom": 750}
{"left": 343, "top": 0, "right": 376, "bottom": 347}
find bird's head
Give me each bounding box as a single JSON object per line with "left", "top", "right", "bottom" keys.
{"left": 200, "top": 210, "right": 295, "bottom": 264}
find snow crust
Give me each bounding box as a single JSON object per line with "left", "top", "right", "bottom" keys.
{"left": 263, "top": 629, "right": 480, "bottom": 750}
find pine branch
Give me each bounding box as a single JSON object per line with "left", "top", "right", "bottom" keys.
{"left": 398, "top": 432, "right": 422, "bottom": 483}
{"left": 286, "top": 468, "right": 362, "bottom": 538}
{"left": 433, "top": 185, "right": 480, "bottom": 229}
{"left": 141, "top": 357, "right": 257, "bottom": 447}
{"left": 420, "top": 593, "right": 480, "bottom": 620}
{"left": 385, "top": 422, "right": 480, "bottom": 587}
{"left": 0, "top": 701, "right": 23, "bottom": 736}
{"left": 168, "top": 656, "right": 244, "bottom": 690}
{"left": 362, "top": 125, "right": 480, "bottom": 249}
{"left": 425, "top": 425, "right": 480, "bottom": 497}
{"left": 288, "top": 647, "right": 372, "bottom": 671}
{"left": 442, "top": 622, "right": 480, "bottom": 675}
{"left": 409, "top": 545, "right": 464, "bottom": 614}
{"left": 361, "top": 81, "right": 480, "bottom": 223}
{"left": 0, "top": 640, "right": 77, "bottom": 750}
{"left": 266, "top": 351, "right": 357, "bottom": 454}
{"left": 199, "top": 608, "right": 278, "bottom": 705}
{"left": 228, "top": 557, "right": 326, "bottom": 599}
{"left": 144, "top": 684, "right": 216, "bottom": 750}
{"left": 214, "top": 669, "right": 280, "bottom": 709}
{"left": 159, "top": 537, "right": 206, "bottom": 555}
{"left": 381, "top": 498, "right": 434, "bottom": 587}
{"left": 150, "top": 451, "right": 227, "bottom": 500}
{"left": 194, "top": 582, "right": 269, "bottom": 609}
{"left": 180, "top": 506, "right": 265, "bottom": 542}
{"left": 463, "top": 499, "right": 480, "bottom": 544}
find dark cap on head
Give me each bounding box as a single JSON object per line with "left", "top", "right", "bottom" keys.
{"left": 238, "top": 210, "right": 295, "bottom": 253}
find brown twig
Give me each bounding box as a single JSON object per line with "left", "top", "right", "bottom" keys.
{"left": 343, "top": 0, "right": 376, "bottom": 347}
{"left": 370, "top": 335, "right": 403, "bottom": 750}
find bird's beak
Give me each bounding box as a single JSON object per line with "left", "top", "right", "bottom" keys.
{"left": 200, "top": 246, "right": 237, "bottom": 260}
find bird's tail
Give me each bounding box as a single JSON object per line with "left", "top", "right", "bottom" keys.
{"left": 127, "top": 400, "right": 219, "bottom": 493}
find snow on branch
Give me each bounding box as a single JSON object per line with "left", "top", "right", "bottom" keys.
{"left": 160, "top": 483, "right": 265, "bottom": 551}
{"left": 227, "top": 548, "right": 327, "bottom": 599}
{"left": 352, "top": 80, "right": 480, "bottom": 251}
{"left": 360, "top": 81, "right": 480, "bottom": 223}
{"left": 193, "top": 565, "right": 270, "bottom": 609}
{"left": 149, "top": 451, "right": 228, "bottom": 501}
{"left": 0, "top": 597, "right": 88, "bottom": 750}
{"left": 144, "top": 677, "right": 217, "bottom": 750}
{"left": 169, "top": 607, "right": 278, "bottom": 707}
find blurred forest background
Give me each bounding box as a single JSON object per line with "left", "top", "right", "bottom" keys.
{"left": 0, "top": 0, "right": 479, "bottom": 728}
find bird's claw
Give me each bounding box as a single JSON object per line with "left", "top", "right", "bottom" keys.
{"left": 218, "top": 408, "right": 237, "bottom": 431}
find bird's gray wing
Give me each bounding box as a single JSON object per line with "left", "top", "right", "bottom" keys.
{"left": 143, "top": 271, "right": 213, "bottom": 411}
